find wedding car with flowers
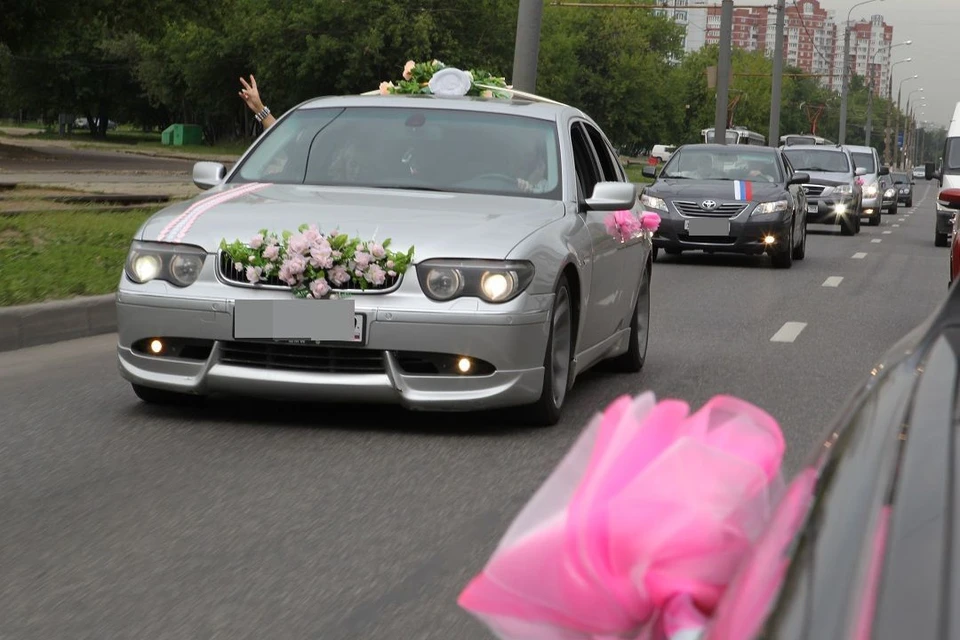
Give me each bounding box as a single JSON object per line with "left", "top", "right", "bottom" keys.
{"left": 115, "top": 61, "right": 658, "bottom": 426}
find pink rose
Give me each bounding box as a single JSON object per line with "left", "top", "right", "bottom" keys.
{"left": 386, "top": 259, "right": 395, "bottom": 268}
{"left": 309, "top": 278, "right": 331, "bottom": 299}
{"left": 245, "top": 265, "right": 263, "bottom": 283}
{"left": 249, "top": 233, "right": 264, "bottom": 249}
{"left": 263, "top": 244, "right": 280, "bottom": 261}
{"left": 364, "top": 263, "right": 386, "bottom": 286}
{"left": 379, "top": 81, "right": 394, "bottom": 95}
{"left": 354, "top": 251, "right": 372, "bottom": 269}
{"left": 308, "top": 238, "right": 334, "bottom": 269}
{"left": 278, "top": 254, "right": 307, "bottom": 285}
{"left": 329, "top": 265, "right": 351, "bottom": 286}
{"left": 287, "top": 233, "right": 309, "bottom": 255}
{"left": 640, "top": 211, "right": 662, "bottom": 232}
{"left": 403, "top": 60, "right": 416, "bottom": 80}
{"left": 368, "top": 242, "right": 386, "bottom": 259}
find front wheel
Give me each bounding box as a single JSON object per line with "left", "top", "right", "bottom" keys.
{"left": 771, "top": 223, "right": 794, "bottom": 269}
{"left": 792, "top": 221, "right": 806, "bottom": 260}
{"left": 524, "top": 275, "right": 574, "bottom": 427}
{"left": 936, "top": 231, "right": 949, "bottom": 247}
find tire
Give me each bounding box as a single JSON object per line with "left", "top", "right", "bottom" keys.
{"left": 855, "top": 211, "right": 862, "bottom": 233}
{"left": 132, "top": 383, "right": 204, "bottom": 406}
{"left": 840, "top": 215, "right": 856, "bottom": 236}
{"left": 868, "top": 211, "right": 881, "bottom": 226}
{"left": 524, "top": 275, "right": 574, "bottom": 427}
{"left": 906, "top": 198, "right": 913, "bottom": 207}
{"left": 935, "top": 231, "right": 949, "bottom": 247}
{"left": 792, "top": 220, "right": 806, "bottom": 260}
{"left": 771, "top": 222, "right": 794, "bottom": 269}
{"left": 609, "top": 263, "right": 651, "bottom": 373}
{"left": 890, "top": 203, "right": 898, "bottom": 216}
{"left": 652, "top": 245, "right": 660, "bottom": 262}
{"left": 665, "top": 248, "right": 682, "bottom": 256}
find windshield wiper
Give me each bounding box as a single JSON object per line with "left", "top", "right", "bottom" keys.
{"left": 375, "top": 184, "right": 454, "bottom": 193}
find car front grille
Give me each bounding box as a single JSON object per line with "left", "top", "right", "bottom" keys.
{"left": 673, "top": 201, "right": 748, "bottom": 218}
{"left": 218, "top": 341, "right": 386, "bottom": 374}
{"left": 217, "top": 251, "right": 401, "bottom": 293}
{"left": 802, "top": 185, "right": 827, "bottom": 197}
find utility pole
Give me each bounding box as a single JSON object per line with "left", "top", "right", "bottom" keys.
{"left": 865, "top": 80, "right": 874, "bottom": 146}
{"left": 838, "top": 28, "right": 852, "bottom": 144}
{"left": 768, "top": 0, "right": 786, "bottom": 147}
{"left": 714, "top": 0, "right": 734, "bottom": 144}
{"left": 512, "top": 0, "right": 544, "bottom": 93}
{"left": 883, "top": 74, "right": 894, "bottom": 166}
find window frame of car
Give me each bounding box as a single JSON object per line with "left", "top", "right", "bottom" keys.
{"left": 567, "top": 118, "right": 626, "bottom": 208}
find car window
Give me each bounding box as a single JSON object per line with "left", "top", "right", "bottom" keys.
{"left": 851, "top": 151, "right": 877, "bottom": 174}
{"left": 782, "top": 149, "right": 851, "bottom": 173}
{"left": 231, "top": 106, "right": 563, "bottom": 199}
{"left": 943, "top": 138, "right": 960, "bottom": 175}
{"left": 570, "top": 122, "right": 602, "bottom": 201}
{"left": 583, "top": 122, "right": 625, "bottom": 183}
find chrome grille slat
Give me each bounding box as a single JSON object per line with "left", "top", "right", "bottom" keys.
{"left": 219, "top": 341, "right": 386, "bottom": 374}
{"left": 673, "top": 201, "right": 747, "bottom": 218}
{"left": 802, "top": 184, "right": 827, "bottom": 197}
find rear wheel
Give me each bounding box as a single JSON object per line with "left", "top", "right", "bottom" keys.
{"left": 609, "top": 263, "right": 651, "bottom": 373}
{"left": 524, "top": 275, "right": 574, "bottom": 427}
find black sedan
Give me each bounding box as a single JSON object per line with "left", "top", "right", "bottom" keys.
{"left": 642, "top": 144, "right": 809, "bottom": 268}
{"left": 891, "top": 171, "right": 914, "bottom": 207}
{"left": 699, "top": 269, "right": 960, "bottom": 639}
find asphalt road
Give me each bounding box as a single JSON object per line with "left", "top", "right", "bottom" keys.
{"left": 0, "top": 181, "right": 948, "bottom": 639}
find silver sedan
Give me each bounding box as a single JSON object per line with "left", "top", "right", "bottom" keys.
{"left": 116, "top": 94, "right": 653, "bottom": 425}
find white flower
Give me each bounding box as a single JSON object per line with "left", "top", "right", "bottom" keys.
{"left": 428, "top": 67, "right": 473, "bottom": 97}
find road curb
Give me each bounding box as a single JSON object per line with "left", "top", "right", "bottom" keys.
{"left": 0, "top": 294, "right": 116, "bottom": 353}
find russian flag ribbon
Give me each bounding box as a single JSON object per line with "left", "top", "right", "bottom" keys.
{"left": 734, "top": 180, "right": 753, "bottom": 201}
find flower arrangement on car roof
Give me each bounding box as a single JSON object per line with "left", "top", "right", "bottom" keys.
{"left": 220, "top": 225, "right": 415, "bottom": 299}
{"left": 377, "top": 59, "right": 511, "bottom": 98}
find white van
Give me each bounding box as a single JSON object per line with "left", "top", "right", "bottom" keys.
{"left": 929, "top": 101, "right": 960, "bottom": 246}
{"left": 650, "top": 144, "right": 676, "bottom": 163}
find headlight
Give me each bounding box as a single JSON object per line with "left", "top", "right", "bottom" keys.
{"left": 884, "top": 188, "right": 896, "bottom": 198}
{"left": 752, "top": 200, "right": 789, "bottom": 215}
{"left": 640, "top": 193, "right": 667, "bottom": 211}
{"left": 834, "top": 184, "right": 853, "bottom": 195}
{"left": 124, "top": 240, "right": 208, "bottom": 287}
{"left": 417, "top": 259, "right": 536, "bottom": 303}
{"left": 863, "top": 183, "right": 879, "bottom": 197}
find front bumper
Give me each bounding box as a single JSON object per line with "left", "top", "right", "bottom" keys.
{"left": 652, "top": 213, "right": 791, "bottom": 254}
{"left": 860, "top": 194, "right": 881, "bottom": 217}
{"left": 115, "top": 284, "right": 552, "bottom": 412}
{"left": 897, "top": 191, "right": 913, "bottom": 203}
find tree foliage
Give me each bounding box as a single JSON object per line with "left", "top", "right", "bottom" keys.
{"left": 0, "top": 0, "right": 914, "bottom": 156}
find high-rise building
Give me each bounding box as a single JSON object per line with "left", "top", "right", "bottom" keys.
{"left": 652, "top": 0, "right": 709, "bottom": 54}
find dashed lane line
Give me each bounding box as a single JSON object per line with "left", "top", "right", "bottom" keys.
{"left": 771, "top": 322, "right": 807, "bottom": 343}
{"left": 822, "top": 276, "right": 843, "bottom": 287}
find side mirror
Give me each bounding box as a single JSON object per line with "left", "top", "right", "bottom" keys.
{"left": 939, "top": 188, "right": 960, "bottom": 210}
{"left": 878, "top": 166, "right": 890, "bottom": 176}
{"left": 641, "top": 165, "right": 658, "bottom": 179}
{"left": 585, "top": 181, "right": 638, "bottom": 211}
{"left": 926, "top": 161, "right": 941, "bottom": 182}
{"left": 789, "top": 172, "right": 810, "bottom": 185}
{"left": 193, "top": 161, "right": 226, "bottom": 190}
{"left": 855, "top": 167, "right": 867, "bottom": 176}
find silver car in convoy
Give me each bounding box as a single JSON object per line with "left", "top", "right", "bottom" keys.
{"left": 116, "top": 94, "right": 653, "bottom": 426}
{"left": 846, "top": 144, "right": 890, "bottom": 227}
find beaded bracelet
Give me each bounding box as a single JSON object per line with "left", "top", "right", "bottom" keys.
{"left": 254, "top": 106, "right": 271, "bottom": 123}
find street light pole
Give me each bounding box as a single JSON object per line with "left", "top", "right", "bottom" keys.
{"left": 839, "top": 0, "right": 883, "bottom": 145}
{"left": 512, "top": 0, "right": 544, "bottom": 93}
{"left": 714, "top": 0, "right": 734, "bottom": 144}
{"left": 902, "top": 88, "right": 923, "bottom": 169}
{"left": 866, "top": 41, "right": 911, "bottom": 147}
{"left": 768, "top": 0, "right": 786, "bottom": 147}
{"left": 895, "top": 76, "right": 919, "bottom": 169}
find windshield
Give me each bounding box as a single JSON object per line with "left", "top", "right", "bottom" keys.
{"left": 891, "top": 173, "right": 909, "bottom": 184}
{"left": 231, "top": 106, "right": 563, "bottom": 199}
{"left": 851, "top": 151, "right": 877, "bottom": 174}
{"left": 944, "top": 138, "right": 960, "bottom": 175}
{"left": 782, "top": 149, "right": 850, "bottom": 173}
{"left": 704, "top": 130, "right": 740, "bottom": 144}
{"left": 660, "top": 147, "right": 782, "bottom": 182}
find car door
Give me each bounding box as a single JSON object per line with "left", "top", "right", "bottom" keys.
{"left": 583, "top": 121, "right": 646, "bottom": 319}
{"left": 570, "top": 121, "right": 628, "bottom": 351}
{"left": 780, "top": 152, "right": 805, "bottom": 238}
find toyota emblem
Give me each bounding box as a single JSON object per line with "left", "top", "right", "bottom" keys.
{"left": 700, "top": 200, "right": 718, "bottom": 210}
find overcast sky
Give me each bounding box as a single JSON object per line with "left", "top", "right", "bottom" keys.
{"left": 826, "top": 0, "right": 957, "bottom": 129}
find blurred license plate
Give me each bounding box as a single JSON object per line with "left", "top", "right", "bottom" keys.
{"left": 685, "top": 218, "right": 730, "bottom": 236}
{"left": 808, "top": 203, "right": 818, "bottom": 213}
{"left": 234, "top": 299, "right": 362, "bottom": 343}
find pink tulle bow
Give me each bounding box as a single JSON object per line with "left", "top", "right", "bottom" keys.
{"left": 458, "top": 392, "right": 787, "bottom": 640}
{"left": 640, "top": 211, "right": 662, "bottom": 232}
{"left": 605, "top": 210, "right": 643, "bottom": 242}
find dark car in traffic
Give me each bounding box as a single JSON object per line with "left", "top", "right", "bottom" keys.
{"left": 890, "top": 171, "right": 914, "bottom": 207}
{"left": 698, "top": 268, "right": 960, "bottom": 639}
{"left": 781, "top": 144, "right": 864, "bottom": 236}
{"left": 641, "top": 144, "right": 809, "bottom": 268}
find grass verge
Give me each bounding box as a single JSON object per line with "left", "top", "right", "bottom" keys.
{"left": 0, "top": 208, "right": 160, "bottom": 306}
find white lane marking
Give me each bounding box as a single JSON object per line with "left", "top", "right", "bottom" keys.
{"left": 853, "top": 252, "right": 868, "bottom": 259}
{"left": 883, "top": 230, "right": 892, "bottom": 234}
{"left": 871, "top": 239, "right": 882, "bottom": 243}
{"left": 898, "top": 218, "right": 905, "bottom": 222}
{"left": 771, "top": 322, "right": 807, "bottom": 343}
{"left": 893, "top": 224, "right": 901, "bottom": 227}
{"left": 822, "top": 276, "right": 843, "bottom": 287}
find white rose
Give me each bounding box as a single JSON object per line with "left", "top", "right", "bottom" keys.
{"left": 428, "top": 67, "right": 473, "bottom": 97}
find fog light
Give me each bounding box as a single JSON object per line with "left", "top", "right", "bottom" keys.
{"left": 149, "top": 339, "right": 164, "bottom": 354}
{"left": 864, "top": 209, "right": 874, "bottom": 214}
{"left": 457, "top": 357, "right": 473, "bottom": 374}
{"left": 764, "top": 235, "right": 776, "bottom": 245}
